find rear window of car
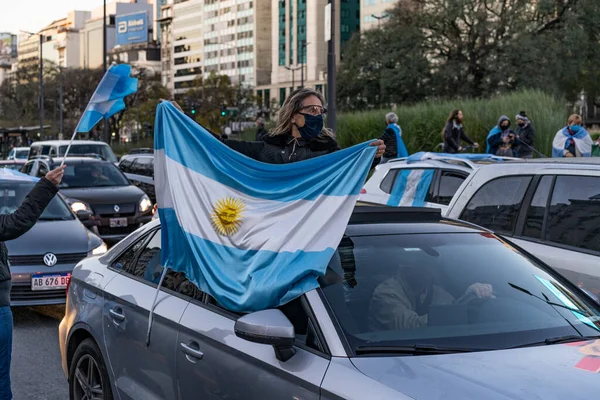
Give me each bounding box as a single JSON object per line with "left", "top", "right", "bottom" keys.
{"left": 320, "top": 232, "right": 600, "bottom": 355}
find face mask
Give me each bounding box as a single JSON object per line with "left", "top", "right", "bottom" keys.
{"left": 570, "top": 124, "right": 581, "bottom": 133}
{"left": 517, "top": 122, "right": 525, "bottom": 127}
{"left": 501, "top": 124, "right": 509, "bottom": 130}
{"left": 296, "top": 113, "right": 324, "bottom": 139}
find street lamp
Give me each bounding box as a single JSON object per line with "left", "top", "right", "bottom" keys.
{"left": 300, "top": 41, "right": 310, "bottom": 88}
{"left": 283, "top": 65, "right": 302, "bottom": 90}
{"left": 371, "top": 13, "right": 389, "bottom": 29}
{"left": 21, "top": 31, "right": 44, "bottom": 137}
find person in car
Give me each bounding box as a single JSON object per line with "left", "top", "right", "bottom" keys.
{"left": 170, "top": 89, "right": 386, "bottom": 164}
{"left": 368, "top": 265, "right": 493, "bottom": 331}
{"left": 0, "top": 165, "right": 65, "bottom": 399}
{"left": 379, "top": 112, "right": 408, "bottom": 163}
{"left": 442, "top": 109, "right": 479, "bottom": 154}
{"left": 552, "top": 114, "right": 593, "bottom": 158}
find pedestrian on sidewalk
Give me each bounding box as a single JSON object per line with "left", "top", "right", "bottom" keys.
{"left": 442, "top": 109, "right": 479, "bottom": 154}
{"left": 379, "top": 112, "right": 408, "bottom": 163}
{"left": 255, "top": 118, "right": 268, "bottom": 141}
{"left": 552, "top": 114, "right": 593, "bottom": 157}
{"left": 515, "top": 111, "right": 535, "bottom": 158}
{"left": 0, "top": 166, "right": 65, "bottom": 400}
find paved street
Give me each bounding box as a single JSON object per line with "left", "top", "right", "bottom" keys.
{"left": 11, "top": 306, "right": 68, "bottom": 400}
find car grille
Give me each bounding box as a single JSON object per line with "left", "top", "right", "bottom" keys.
{"left": 93, "top": 203, "right": 136, "bottom": 217}
{"left": 10, "top": 284, "right": 66, "bottom": 303}
{"left": 98, "top": 225, "right": 139, "bottom": 236}
{"left": 8, "top": 253, "right": 87, "bottom": 266}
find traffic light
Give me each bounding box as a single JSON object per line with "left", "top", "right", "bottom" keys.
{"left": 220, "top": 105, "right": 227, "bottom": 117}
{"left": 191, "top": 102, "right": 196, "bottom": 115}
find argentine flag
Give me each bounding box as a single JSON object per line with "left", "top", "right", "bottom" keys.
{"left": 155, "top": 102, "right": 376, "bottom": 312}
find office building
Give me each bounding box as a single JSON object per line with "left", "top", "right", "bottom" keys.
{"left": 0, "top": 33, "right": 17, "bottom": 86}
{"left": 361, "top": 0, "right": 398, "bottom": 30}
{"left": 171, "top": 0, "right": 203, "bottom": 95}
{"left": 158, "top": 3, "right": 175, "bottom": 93}
{"left": 256, "top": 0, "right": 360, "bottom": 108}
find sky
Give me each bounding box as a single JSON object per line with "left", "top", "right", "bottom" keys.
{"left": 0, "top": 0, "right": 106, "bottom": 35}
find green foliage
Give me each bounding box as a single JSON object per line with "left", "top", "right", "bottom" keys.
{"left": 335, "top": 90, "right": 567, "bottom": 156}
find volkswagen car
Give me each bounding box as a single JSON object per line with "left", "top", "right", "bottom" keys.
{"left": 60, "top": 207, "right": 600, "bottom": 399}
{"left": 0, "top": 170, "right": 106, "bottom": 306}
{"left": 22, "top": 156, "right": 154, "bottom": 244}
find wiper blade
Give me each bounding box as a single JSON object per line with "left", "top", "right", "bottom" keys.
{"left": 511, "top": 335, "right": 600, "bottom": 349}
{"left": 508, "top": 282, "right": 589, "bottom": 315}
{"left": 355, "top": 344, "right": 486, "bottom": 355}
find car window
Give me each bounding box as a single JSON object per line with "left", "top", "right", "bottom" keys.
{"left": 546, "top": 176, "right": 600, "bottom": 253}
{"left": 133, "top": 157, "right": 153, "bottom": 177}
{"left": 460, "top": 176, "right": 532, "bottom": 234}
{"left": 49, "top": 148, "right": 57, "bottom": 157}
{"left": 320, "top": 233, "right": 600, "bottom": 354}
{"left": 523, "top": 176, "right": 553, "bottom": 240}
{"left": 58, "top": 144, "right": 118, "bottom": 163}
{"left": 119, "top": 158, "right": 134, "bottom": 173}
{"left": 61, "top": 163, "right": 130, "bottom": 188}
{"left": 21, "top": 161, "right": 34, "bottom": 175}
{"left": 436, "top": 171, "right": 467, "bottom": 206}
{"left": 379, "top": 170, "right": 398, "bottom": 194}
{"left": 29, "top": 146, "right": 40, "bottom": 158}
{"left": 40, "top": 146, "right": 51, "bottom": 156}
{"left": 37, "top": 162, "right": 48, "bottom": 177}
{"left": 0, "top": 182, "right": 74, "bottom": 220}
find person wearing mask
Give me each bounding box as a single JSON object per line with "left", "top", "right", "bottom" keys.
{"left": 368, "top": 265, "right": 494, "bottom": 330}
{"left": 0, "top": 165, "right": 66, "bottom": 399}
{"left": 515, "top": 111, "right": 535, "bottom": 158}
{"left": 442, "top": 109, "right": 478, "bottom": 154}
{"left": 379, "top": 112, "right": 408, "bottom": 163}
{"left": 173, "top": 88, "right": 385, "bottom": 164}
{"left": 552, "top": 114, "right": 593, "bottom": 157}
{"left": 255, "top": 118, "right": 268, "bottom": 141}
{"left": 486, "top": 116, "right": 516, "bottom": 157}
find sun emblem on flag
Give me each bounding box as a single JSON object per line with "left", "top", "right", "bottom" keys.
{"left": 211, "top": 197, "right": 246, "bottom": 236}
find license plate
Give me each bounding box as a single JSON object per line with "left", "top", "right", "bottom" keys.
{"left": 31, "top": 273, "right": 70, "bottom": 291}
{"left": 110, "top": 217, "right": 128, "bottom": 228}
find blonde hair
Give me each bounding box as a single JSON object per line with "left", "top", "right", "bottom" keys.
{"left": 568, "top": 114, "right": 583, "bottom": 125}
{"left": 270, "top": 88, "right": 335, "bottom": 138}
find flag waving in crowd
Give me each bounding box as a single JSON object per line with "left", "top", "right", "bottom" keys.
{"left": 154, "top": 101, "right": 376, "bottom": 312}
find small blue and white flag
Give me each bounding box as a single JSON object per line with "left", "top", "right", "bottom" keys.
{"left": 386, "top": 169, "right": 435, "bottom": 207}
{"left": 76, "top": 64, "right": 138, "bottom": 133}
{"left": 155, "top": 102, "right": 376, "bottom": 312}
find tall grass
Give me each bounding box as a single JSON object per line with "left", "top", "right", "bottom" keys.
{"left": 336, "top": 90, "right": 567, "bottom": 156}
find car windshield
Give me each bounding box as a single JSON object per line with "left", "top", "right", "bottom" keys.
{"left": 61, "top": 163, "right": 130, "bottom": 188}
{"left": 58, "top": 144, "right": 118, "bottom": 163}
{"left": 15, "top": 150, "right": 28, "bottom": 159}
{"left": 320, "top": 231, "right": 600, "bottom": 354}
{"left": 0, "top": 183, "right": 74, "bottom": 220}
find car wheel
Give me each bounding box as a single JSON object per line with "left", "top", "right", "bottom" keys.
{"left": 69, "top": 338, "right": 113, "bottom": 400}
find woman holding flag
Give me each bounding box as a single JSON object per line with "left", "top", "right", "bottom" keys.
{"left": 174, "top": 88, "right": 386, "bottom": 163}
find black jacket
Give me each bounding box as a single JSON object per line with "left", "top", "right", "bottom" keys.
{"left": 515, "top": 124, "right": 535, "bottom": 157}
{"left": 255, "top": 126, "right": 268, "bottom": 141}
{"left": 0, "top": 178, "right": 58, "bottom": 307}
{"left": 443, "top": 121, "right": 474, "bottom": 154}
{"left": 379, "top": 127, "right": 399, "bottom": 158}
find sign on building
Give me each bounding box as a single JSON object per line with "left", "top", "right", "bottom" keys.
{"left": 0, "top": 33, "right": 16, "bottom": 58}
{"left": 116, "top": 12, "right": 149, "bottom": 46}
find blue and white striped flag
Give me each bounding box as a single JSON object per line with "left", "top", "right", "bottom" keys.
{"left": 76, "top": 64, "right": 138, "bottom": 132}
{"left": 386, "top": 169, "right": 435, "bottom": 207}
{"left": 154, "top": 102, "right": 376, "bottom": 312}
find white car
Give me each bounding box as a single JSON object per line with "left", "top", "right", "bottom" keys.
{"left": 360, "top": 153, "right": 512, "bottom": 212}
{"left": 445, "top": 157, "right": 600, "bottom": 301}
{"left": 7, "top": 147, "right": 29, "bottom": 160}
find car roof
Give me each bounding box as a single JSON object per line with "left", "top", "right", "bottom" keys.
{"left": 30, "top": 140, "right": 108, "bottom": 146}
{"left": 12, "top": 147, "right": 29, "bottom": 150}
{"left": 31, "top": 156, "right": 113, "bottom": 165}
{"left": 0, "top": 160, "right": 26, "bottom": 164}
{"left": 471, "top": 158, "right": 600, "bottom": 176}
{"left": 503, "top": 157, "right": 600, "bottom": 166}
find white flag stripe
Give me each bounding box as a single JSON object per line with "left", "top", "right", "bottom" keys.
{"left": 160, "top": 152, "right": 354, "bottom": 253}
{"left": 398, "top": 169, "right": 425, "bottom": 206}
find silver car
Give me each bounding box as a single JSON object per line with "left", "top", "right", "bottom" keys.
{"left": 59, "top": 208, "right": 600, "bottom": 400}
{"left": 445, "top": 158, "right": 600, "bottom": 300}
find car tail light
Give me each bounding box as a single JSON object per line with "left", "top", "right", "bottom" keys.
{"left": 360, "top": 189, "right": 366, "bottom": 194}
{"left": 65, "top": 273, "right": 72, "bottom": 294}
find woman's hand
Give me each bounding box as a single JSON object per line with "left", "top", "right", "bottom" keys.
{"left": 370, "top": 140, "right": 386, "bottom": 158}
{"left": 45, "top": 165, "right": 66, "bottom": 186}
{"left": 473, "top": 142, "right": 479, "bottom": 148}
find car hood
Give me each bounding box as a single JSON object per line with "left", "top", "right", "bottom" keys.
{"left": 5, "top": 219, "right": 90, "bottom": 255}
{"left": 351, "top": 340, "right": 600, "bottom": 399}
{"left": 60, "top": 185, "right": 145, "bottom": 205}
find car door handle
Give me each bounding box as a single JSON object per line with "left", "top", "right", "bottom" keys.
{"left": 109, "top": 308, "right": 125, "bottom": 322}
{"left": 180, "top": 342, "right": 204, "bottom": 360}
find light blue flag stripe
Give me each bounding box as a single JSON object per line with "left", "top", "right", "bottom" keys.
{"left": 155, "top": 102, "right": 376, "bottom": 202}
{"left": 387, "top": 169, "right": 410, "bottom": 206}
{"left": 412, "top": 169, "right": 434, "bottom": 206}
{"left": 386, "top": 169, "right": 434, "bottom": 207}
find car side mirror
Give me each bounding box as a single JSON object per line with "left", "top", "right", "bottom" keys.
{"left": 76, "top": 210, "right": 92, "bottom": 221}
{"left": 234, "top": 309, "right": 296, "bottom": 362}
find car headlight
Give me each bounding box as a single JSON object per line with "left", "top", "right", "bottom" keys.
{"left": 88, "top": 242, "right": 108, "bottom": 257}
{"left": 139, "top": 195, "right": 152, "bottom": 213}
{"left": 66, "top": 198, "right": 92, "bottom": 214}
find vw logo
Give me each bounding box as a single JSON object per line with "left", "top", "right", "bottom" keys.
{"left": 114, "top": 205, "right": 120, "bottom": 213}
{"left": 43, "top": 253, "right": 57, "bottom": 267}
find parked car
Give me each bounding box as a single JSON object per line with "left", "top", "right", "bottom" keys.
{"left": 22, "top": 156, "right": 154, "bottom": 244}
{"left": 119, "top": 153, "right": 155, "bottom": 203}
{"left": 127, "top": 148, "right": 153, "bottom": 155}
{"left": 7, "top": 147, "right": 30, "bottom": 160}
{"left": 60, "top": 207, "right": 600, "bottom": 400}
{"left": 446, "top": 158, "right": 600, "bottom": 299}
{"left": 360, "top": 153, "right": 512, "bottom": 212}
{"left": 28, "top": 140, "right": 118, "bottom": 164}
{"left": 0, "top": 169, "right": 106, "bottom": 306}
{"left": 0, "top": 159, "right": 26, "bottom": 171}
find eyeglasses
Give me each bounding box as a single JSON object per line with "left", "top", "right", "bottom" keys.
{"left": 299, "top": 105, "right": 327, "bottom": 116}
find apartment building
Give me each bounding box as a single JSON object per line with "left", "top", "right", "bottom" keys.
{"left": 361, "top": 0, "right": 398, "bottom": 30}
